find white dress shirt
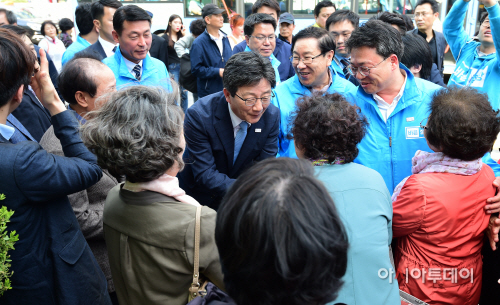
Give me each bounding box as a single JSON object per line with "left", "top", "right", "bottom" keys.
{"left": 228, "top": 103, "right": 251, "bottom": 138}
{"left": 208, "top": 30, "right": 225, "bottom": 56}
{"left": 98, "top": 36, "right": 117, "bottom": 58}
{"left": 123, "top": 57, "right": 143, "bottom": 79}
{"left": 373, "top": 71, "right": 407, "bottom": 122}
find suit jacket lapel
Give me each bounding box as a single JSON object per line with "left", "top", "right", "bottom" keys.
{"left": 231, "top": 117, "right": 265, "bottom": 175}
{"left": 6, "top": 114, "right": 37, "bottom": 142}
{"left": 96, "top": 41, "right": 106, "bottom": 59}
{"left": 25, "top": 89, "right": 51, "bottom": 120}
{"left": 214, "top": 97, "right": 235, "bottom": 168}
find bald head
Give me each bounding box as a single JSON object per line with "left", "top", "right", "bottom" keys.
{"left": 58, "top": 55, "right": 116, "bottom": 113}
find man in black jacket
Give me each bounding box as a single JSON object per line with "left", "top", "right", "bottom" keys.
{"left": 79, "top": 0, "right": 122, "bottom": 60}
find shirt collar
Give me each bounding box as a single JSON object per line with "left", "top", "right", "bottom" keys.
{"left": 68, "top": 105, "right": 87, "bottom": 124}
{"left": 98, "top": 36, "right": 117, "bottom": 57}
{"left": 417, "top": 29, "right": 435, "bottom": 41}
{"left": 45, "top": 35, "right": 56, "bottom": 43}
{"left": 207, "top": 29, "right": 226, "bottom": 41}
{"left": 76, "top": 34, "right": 91, "bottom": 47}
{"left": 227, "top": 102, "right": 251, "bottom": 129}
{"left": 372, "top": 70, "right": 407, "bottom": 106}
{"left": 310, "top": 69, "right": 333, "bottom": 94}
{"left": 0, "top": 123, "right": 15, "bottom": 141}
{"left": 123, "top": 56, "right": 143, "bottom": 76}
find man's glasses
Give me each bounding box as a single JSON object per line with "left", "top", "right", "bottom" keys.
{"left": 235, "top": 91, "right": 275, "bottom": 106}
{"left": 291, "top": 53, "right": 326, "bottom": 65}
{"left": 347, "top": 57, "right": 388, "bottom": 77}
{"left": 248, "top": 35, "right": 276, "bottom": 42}
{"left": 414, "top": 12, "right": 431, "bottom": 18}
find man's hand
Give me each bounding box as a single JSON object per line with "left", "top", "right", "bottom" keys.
{"left": 219, "top": 68, "right": 224, "bottom": 78}
{"left": 486, "top": 177, "right": 500, "bottom": 214}
{"left": 487, "top": 216, "right": 500, "bottom": 250}
{"left": 30, "top": 48, "right": 65, "bottom": 116}
{"left": 480, "top": 0, "right": 497, "bottom": 8}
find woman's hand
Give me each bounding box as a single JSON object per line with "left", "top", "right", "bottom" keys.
{"left": 30, "top": 48, "right": 65, "bottom": 116}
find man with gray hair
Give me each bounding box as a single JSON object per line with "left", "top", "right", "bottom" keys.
{"left": 39, "top": 53, "right": 119, "bottom": 304}
{"left": 179, "top": 51, "right": 280, "bottom": 210}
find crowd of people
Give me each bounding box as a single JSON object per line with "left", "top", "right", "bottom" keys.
{"left": 1, "top": 0, "right": 500, "bottom": 304}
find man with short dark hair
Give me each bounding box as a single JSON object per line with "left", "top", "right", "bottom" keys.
{"left": 0, "top": 27, "right": 111, "bottom": 305}
{"left": 401, "top": 33, "right": 445, "bottom": 86}
{"left": 244, "top": 13, "right": 281, "bottom": 84}
{"left": 179, "top": 52, "right": 280, "bottom": 210}
{"left": 313, "top": 0, "right": 336, "bottom": 28}
{"left": 273, "top": 27, "right": 357, "bottom": 158}
{"left": 326, "top": 9, "right": 359, "bottom": 79}
{"left": 408, "top": 0, "right": 447, "bottom": 76}
{"left": 40, "top": 53, "right": 118, "bottom": 304}
{"left": 371, "top": 11, "right": 407, "bottom": 34}
{"left": 62, "top": 3, "right": 99, "bottom": 65}
{"left": 190, "top": 3, "right": 232, "bottom": 98}
{"left": 278, "top": 12, "right": 295, "bottom": 44}
{"left": 147, "top": 11, "right": 170, "bottom": 72}
{"left": 103, "top": 5, "right": 170, "bottom": 89}
{"left": 80, "top": 0, "right": 122, "bottom": 60}
{"left": 345, "top": 20, "right": 500, "bottom": 193}
{"left": 232, "top": 0, "right": 295, "bottom": 82}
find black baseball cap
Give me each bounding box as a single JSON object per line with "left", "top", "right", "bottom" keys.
{"left": 202, "top": 4, "right": 225, "bottom": 18}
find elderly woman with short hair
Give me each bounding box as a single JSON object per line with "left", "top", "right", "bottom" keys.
{"left": 80, "top": 86, "right": 224, "bottom": 305}
{"left": 392, "top": 87, "right": 500, "bottom": 305}
{"left": 291, "top": 93, "right": 401, "bottom": 305}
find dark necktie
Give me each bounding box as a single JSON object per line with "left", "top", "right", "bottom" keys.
{"left": 233, "top": 121, "right": 248, "bottom": 164}
{"left": 132, "top": 64, "right": 141, "bottom": 80}
{"left": 112, "top": 46, "right": 117, "bottom": 53}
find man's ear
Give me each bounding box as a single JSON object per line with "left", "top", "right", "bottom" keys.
{"left": 112, "top": 30, "right": 120, "bottom": 44}
{"left": 9, "top": 85, "right": 24, "bottom": 113}
{"left": 93, "top": 19, "right": 101, "bottom": 32}
{"left": 75, "top": 91, "right": 89, "bottom": 108}
{"left": 12, "top": 85, "right": 24, "bottom": 103}
{"left": 390, "top": 54, "right": 399, "bottom": 69}
{"left": 223, "top": 88, "right": 232, "bottom": 104}
{"left": 245, "top": 35, "right": 250, "bottom": 45}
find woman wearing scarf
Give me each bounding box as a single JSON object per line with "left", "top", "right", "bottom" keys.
{"left": 80, "top": 86, "right": 224, "bottom": 305}
{"left": 38, "top": 20, "right": 66, "bottom": 72}
{"left": 392, "top": 87, "right": 500, "bottom": 305}
{"left": 291, "top": 93, "right": 401, "bottom": 305}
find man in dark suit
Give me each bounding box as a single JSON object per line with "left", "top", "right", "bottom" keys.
{"left": 408, "top": 0, "right": 447, "bottom": 76}
{"left": 179, "top": 52, "right": 280, "bottom": 210}
{"left": 79, "top": 0, "right": 122, "bottom": 60}
{"left": 146, "top": 11, "right": 169, "bottom": 69}
{"left": 150, "top": 33, "right": 169, "bottom": 68}
{"left": 40, "top": 55, "right": 119, "bottom": 304}
{"left": 0, "top": 28, "right": 110, "bottom": 305}
{"left": 3, "top": 25, "right": 53, "bottom": 142}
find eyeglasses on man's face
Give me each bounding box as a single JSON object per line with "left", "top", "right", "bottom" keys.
{"left": 235, "top": 91, "right": 275, "bottom": 107}
{"left": 347, "top": 56, "right": 388, "bottom": 77}
{"left": 291, "top": 53, "right": 326, "bottom": 65}
{"left": 249, "top": 35, "right": 276, "bottom": 42}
